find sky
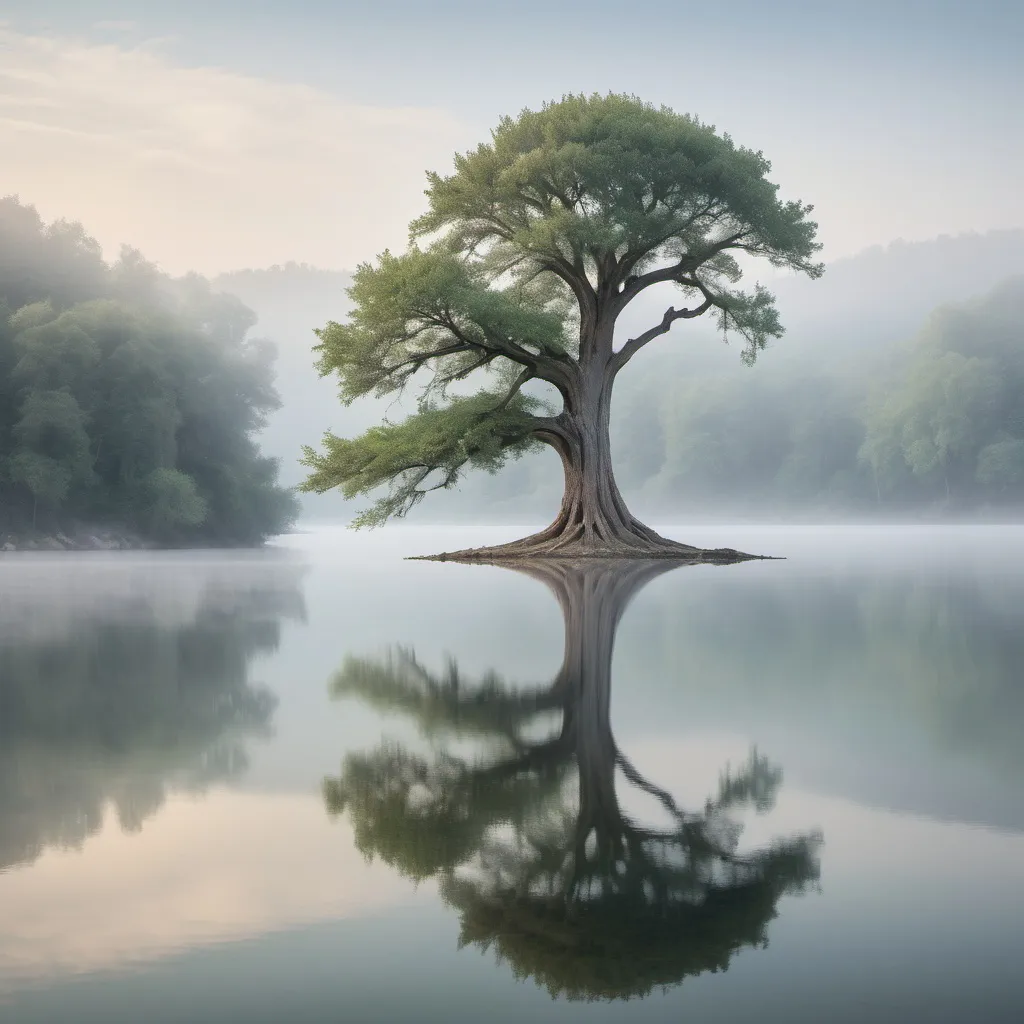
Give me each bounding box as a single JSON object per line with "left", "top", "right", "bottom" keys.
{"left": 1, "top": 0, "right": 1022, "bottom": 275}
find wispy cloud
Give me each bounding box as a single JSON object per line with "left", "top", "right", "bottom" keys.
{"left": 0, "top": 28, "right": 467, "bottom": 274}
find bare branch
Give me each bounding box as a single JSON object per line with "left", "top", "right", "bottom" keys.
{"left": 493, "top": 366, "right": 534, "bottom": 413}
{"left": 613, "top": 279, "right": 716, "bottom": 370}
{"left": 432, "top": 351, "right": 498, "bottom": 388}
{"left": 383, "top": 341, "right": 475, "bottom": 377}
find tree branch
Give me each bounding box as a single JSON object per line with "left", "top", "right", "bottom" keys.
{"left": 432, "top": 351, "right": 498, "bottom": 388}
{"left": 433, "top": 314, "right": 539, "bottom": 373}
{"left": 383, "top": 341, "right": 475, "bottom": 378}
{"left": 613, "top": 280, "right": 716, "bottom": 370}
{"left": 613, "top": 199, "right": 721, "bottom": 286}
{"left": 617, "top": 232, "right": 747, "bottom": 306}
{"left": 492, "top": 367, "right": 534, "bottom": 413}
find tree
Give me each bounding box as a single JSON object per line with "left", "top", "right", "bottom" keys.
{"left": 8, "top": 389, "right": 94, "bottom": 526}
{"left": 300, "top": 93, "right": 822, "bottom": 558}
{"left": 858, "top": 280, "right": 1024, "bottom": 508}
{"left": 325, "top": 559, "right": 822, "bottom": 998}
{"left": 977, "top": 438, "right": 1024, "bottom": 493}
{"left": 141, "top": 467, "right": 209, "bottom": 540}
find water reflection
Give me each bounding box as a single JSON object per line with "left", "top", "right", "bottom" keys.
{"left": 618, "top": 558, "right": 1024, "bottom": 829}
{"left": 0, "top": 558, "right": 306, "bottom": 873}
{"left": 325, "top": 560, "right": 822, "bottom": 1000}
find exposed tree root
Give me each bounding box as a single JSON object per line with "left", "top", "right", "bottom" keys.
{"left": 412, "top": 407, "right": 773, "bottom": 563}
{"left": 413, "top": 521, "right": 768, "bottom": 563}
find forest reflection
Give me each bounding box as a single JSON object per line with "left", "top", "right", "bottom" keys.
{"left": 324, "top": 560, "right": 822, "bottom": 1000}
{"left": 0, "top": 560, "right": 306, "bottom": 872}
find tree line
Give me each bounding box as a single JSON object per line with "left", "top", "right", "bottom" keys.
{"left": 0, "top": 196, "right": 297, "bottom": 545}
{"left": 609, "top": 275, "right": 1024, "bottom": 516}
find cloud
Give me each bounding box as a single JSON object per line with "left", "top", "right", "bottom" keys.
{"left": 0, "top": 28, "right": 468, "bottom": 274}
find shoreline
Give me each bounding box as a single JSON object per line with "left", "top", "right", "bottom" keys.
{"left": 1, "top": 527, "right": 149, "bottom": 553}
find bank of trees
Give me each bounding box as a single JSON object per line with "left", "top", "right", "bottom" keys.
{"left": 0, "top": 197, "right": 297, "bottom": 544}
{"left": 605, "top": 274, "right": 1024, "bottom": 518}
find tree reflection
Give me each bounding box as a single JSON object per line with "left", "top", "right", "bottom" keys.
{"left": 0, "top": 562, "right": 305, "bottom": 870}
{"left": 324, "top": 560, "right": 821, "bottom": 1000}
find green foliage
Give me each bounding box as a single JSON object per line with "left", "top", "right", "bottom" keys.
{"left": 414, "top": 93, "right": 821, "bottom": 285}
{"left": 861, "top": 352, "right": 1001, "bottom": 492}
{"left": 853, "top": 277, "right": 1024, "bottom": 508}
{"left": 141, "top": 468, "right": 209, "bottom": 539}
{"left": 314, "top": 247, "right": 570, "bottom": 405}
{"left": 305, "top": 93, "right": 822, "bottom": 524}
{"left": 977, "top": 439, "right": 1024, "bottom": 490}
{"left": 301, "top": 389, "right": 542, "bottom": 526}
{"left": 8, "top": 300, "right": 57, "bottom": 333}
{"left": 0, "top": 195, "right": 106, "bottom": 311}
{"left": 8, "top": 390, "right": 93, "bottom": 514}
{"left": 0, "top": 197, "right": 297, "bottom": 544}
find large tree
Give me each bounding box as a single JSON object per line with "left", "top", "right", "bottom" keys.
{"left": 301, "top": 94, "right": 822, "bottom": 557}
{"left": 324, "top": 560, "right": 822, "bottom": 998}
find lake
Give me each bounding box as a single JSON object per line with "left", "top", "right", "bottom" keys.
{"left": 1, "top": 524, "right": 1022, "bottom": 1023}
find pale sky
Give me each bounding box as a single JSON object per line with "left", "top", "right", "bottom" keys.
{"left": 1, "top": 0, "right": 1022, "bottom": 275}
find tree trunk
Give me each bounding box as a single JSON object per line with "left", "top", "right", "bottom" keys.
{"left": 428, "top": 363, "right": 758, "bottom": 561}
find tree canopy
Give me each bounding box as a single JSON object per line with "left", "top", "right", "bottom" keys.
{"left": 301, "top": 94, "right": 821, "bottom": 552}
{"left": 0, "top": 196, "right": 298, "bottom": 545}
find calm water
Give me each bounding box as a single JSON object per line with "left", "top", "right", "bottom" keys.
{"left": 1, "top": 524, "right": 1023, "bottom": 1023}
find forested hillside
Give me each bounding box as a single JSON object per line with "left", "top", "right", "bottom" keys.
{"left": 0, "top": 198, "right": 297, "bottom": 546}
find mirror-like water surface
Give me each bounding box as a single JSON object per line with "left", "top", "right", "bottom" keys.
{"left": 1, "top": 525, "right": 1022, "bottom": 1023}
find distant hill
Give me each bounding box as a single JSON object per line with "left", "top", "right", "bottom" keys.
{"left": 215, "top": 230, "right": 1024, "bottom": 523}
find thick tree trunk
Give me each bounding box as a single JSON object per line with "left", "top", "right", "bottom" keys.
{"left": 427, "top": 363, "right": 759, "bottom": 561}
